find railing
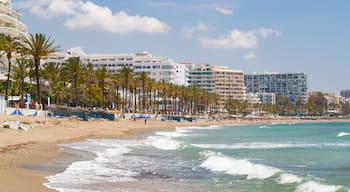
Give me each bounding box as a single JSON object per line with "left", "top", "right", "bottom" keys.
{"left": 0, "top": 4, "right": 11, "bottom": 15}
{"left": 0, "top": 26, "right": 27, "bottom": 37}
{"left": 0, "top": 14, "right": 26, "bottom": 30}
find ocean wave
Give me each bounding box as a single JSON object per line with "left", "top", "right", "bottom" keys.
{"left": 200, "top": 152, "right": 280, "bottom": 179}
{"left": 192, "top": 142, "right": 350, "bottom": 150}
{"left": 155, "top": 131, "right": 187, "bottom": 138}
{"left": 180, "top": 125, "right": 223, "bottom": 130}
{"left": 146, "top": 136, "right": 182, "bottom": 150}
{"left": 337, "top": 132, "right": 350, "bottom": 137}
{"left": 277, "top": 173, "right": 303, "bottom": 184}
{"left": 295, "top": 181, "right": 343, "bottom": 192}
{"left": 45, "top": 139, "right": 140, "bottom": 191}
{"left": 259, "top": 125, "right": 270, "bottom": 129}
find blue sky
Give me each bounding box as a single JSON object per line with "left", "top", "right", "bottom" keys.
{"left": 13, "top": 0, "right": 350, "bottom": 94}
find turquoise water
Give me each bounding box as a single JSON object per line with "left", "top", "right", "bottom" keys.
{"left": 45, "top": 122, "right": 350, "bottom": 192}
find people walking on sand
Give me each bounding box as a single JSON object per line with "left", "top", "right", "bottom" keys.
{"left": 144, "top": 118, "right": 147, "bottom": 125}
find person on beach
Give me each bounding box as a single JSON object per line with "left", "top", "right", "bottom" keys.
{"left": 144, "top": 118, "right": 147, "bottom": 124}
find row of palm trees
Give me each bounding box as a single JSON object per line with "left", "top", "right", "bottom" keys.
{"left": 0, "top": 33, "right": 221, "bottom": 114}
{"left": 0, "top": 33, "right": 58, "bottom": 105}
{"left": 16, "top": 58, "right": 220, "bottom": 114}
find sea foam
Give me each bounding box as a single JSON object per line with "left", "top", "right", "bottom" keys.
{"left": 259, "top": 125, "right": 270, "bottom": 129}
{"left": 146, "top": 136, "right": 181, "bottom": 150}
{"left": 155, "top": 131, "right": 187, "bottom": 138}
{"left": 277, "top": 173, "right": 303, "bottom": 184}
{"left": 337, "top": 132, "right": 350, "bottom": 137}
{"left": 192, "top": 142, "right": 350, "bottom": 150}
{"left": 45, "top": 139, "right": 141, "bottom": 191}
{"left": 200, "top": 152, "right": 280, "bottom": 179}
{"left": 295, "top": 181, "right": 343, "bottom": 192}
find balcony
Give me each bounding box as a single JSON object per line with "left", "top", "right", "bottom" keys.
{"left": 0, "top": 26, "right": 27, "bottom": 37}
{"left": 0, "top": 14, "right": 27, "bottom": 31}
{"left": 0, "top": 4, "right": 11, "bottom": 15}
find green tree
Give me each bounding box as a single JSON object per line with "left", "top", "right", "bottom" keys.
{"left": 306, "top": 92, "right": 327, "bottom": 115}
{"left": 137, "top": 72, "right": 148, "bottom": 112}
{"left": 0, "top": 35, "right": 20, "bottom": 101}
{"left": 22, "top": 33, "right": 59, "bottom": 105}
{"left": 118, "top": 66, "right": 134, "bottom": 112}
{"left": 62, "top": 57, "right": 82, "bottom": 107}
{"left": 12, "top": 58, "right": 27, "bottom": 106}
{"left": 83, "top": 63, "right": 96, "bottom": 107}
{"left": 41, "top": 62, "right": 62, "bottom": 104}
{"left": 96, "top": 66, "right": 108, "bottom": 108}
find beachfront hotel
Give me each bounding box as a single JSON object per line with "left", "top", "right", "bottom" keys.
{"left": 189, "top": 64, "right": 246, "bottom": 104}
{"left": 45, "top": 50, "right": 190, "bottom": 86}
{"left": 0, "top": 0, "right": 28, "bottom": 80}
{"left": 0, "top": 0, "right": 27, "bottom": 37}
{"left": 244, "top": 72, "right": 308, "bottom": 104}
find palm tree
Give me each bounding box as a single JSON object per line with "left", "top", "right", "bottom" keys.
{"left": 145, "top": 78, "right": 155, "bottom": 112}
{"left": 130, "top": 76, "right": 139, "bottom": 112}
{"left": 84, "top": 63, "right": 96, "bottom": 107}
{"left": 22, "top": 33, "right": 59, "bottom": 105}
{"left": 12, "top": 58, "right": 27, "bottom": 107}
{"left": 110, "top": 73, "right": 121, "bottom": 110}
{"left": 137, "top": 72, "right": 148, "bottom": 112}
{"left": 41, "top": 62, "right": 62, "bottom": 104}
{"left": 95, "top": 66, "right": 108, "bottom": 108}
{"left": 0, "top": 35, "right": 20, "bottom": 101}
{"left": 118, "top": 66, "right": 134, "bottom": 113}
{"left": 62, "top": 57, "right": 82, "bottom": 107}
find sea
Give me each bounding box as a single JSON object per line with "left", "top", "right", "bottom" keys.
{"left": 44, "top": 122, "right": 350, "bottom": 192}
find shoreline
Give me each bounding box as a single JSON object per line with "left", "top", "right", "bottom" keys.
{"left": 1, "top": 115, "right": 350, "bottom": 192}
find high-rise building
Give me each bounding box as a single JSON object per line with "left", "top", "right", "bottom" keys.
{"left": 188, "top": 64, "right": 215, "bottom": 93}
{"left": 244, "top": 72, "right": 308, "bottom": 104}
{"left": 0, "top": 0, "right": 28, "bottom": 79}
{"left": 0, "top": 0, "right": 27, "bottom": 37}
{"left": 189, "top": 64, "right": 245, "bottom": 104}
{"left": 257, "top": 92, "right": 276, "bottom": 105}
{"left": 340, "top": 90, "right": 350, "bottom": 99}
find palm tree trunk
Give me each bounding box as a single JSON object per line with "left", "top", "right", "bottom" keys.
{"left": 101, "top": 81, "right": 105, "bottom": 108}
{"left": 142, "top": 83, "right": 145, "bottom": 112}
{"left": 5, "top": 58, "right": 11, "bottom": 101}
{"left": 116, "top": 85, "right": 119, "bottom": 110}
{"left": 35, "top": 58, "right": 41, "bottom": 105}
{"left": 74, "top": 76, "right": 78, "bottom": 107}
{"left": 20, "top": 79, "right": 24, "bottom": 108}
{"left": 134, "top": 88, "right": 137, "bottom": 113}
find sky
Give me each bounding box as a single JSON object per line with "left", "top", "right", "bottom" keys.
{"left": 12, "top": 0, "right": 350, "bottom": 94}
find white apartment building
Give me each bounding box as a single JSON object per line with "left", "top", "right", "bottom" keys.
{"left": 174, "top": 62, "right": 191, "bottom": 86}
{"left": 0, "top": 0, "right": 27, "bottom": 37}
{"left": 257, "top": 92, "right": 276, "bottom": 105}
{"left": 44, "top": 50, "right": 189, "bottom": 86}
{"left": 0, "top": 0, "right": 28, "bottom": 79}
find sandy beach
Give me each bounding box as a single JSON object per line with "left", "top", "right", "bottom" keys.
{"left": 0, "top": 115, "right": 349, "bottom": 192}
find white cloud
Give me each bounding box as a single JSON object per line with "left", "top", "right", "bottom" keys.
{"left": 200, "top": 28, "right": 280, "bottom": 49}
{"left": 256, "top": 28, "right": 280, "bottom": 38}
{"left": 183, "top": 21, "right": 210, "bottom": 39}
{"left": 215, "top": 7, "right": 233, "bottom": 15}
{"left": 15, "top": 0, "right": 170, "bottom": 34}
{"left": 67, "top": 47, "right": 86, "bottom": 56}
{"left": 243, "top": 51, "right": 257, "bottom": 59}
